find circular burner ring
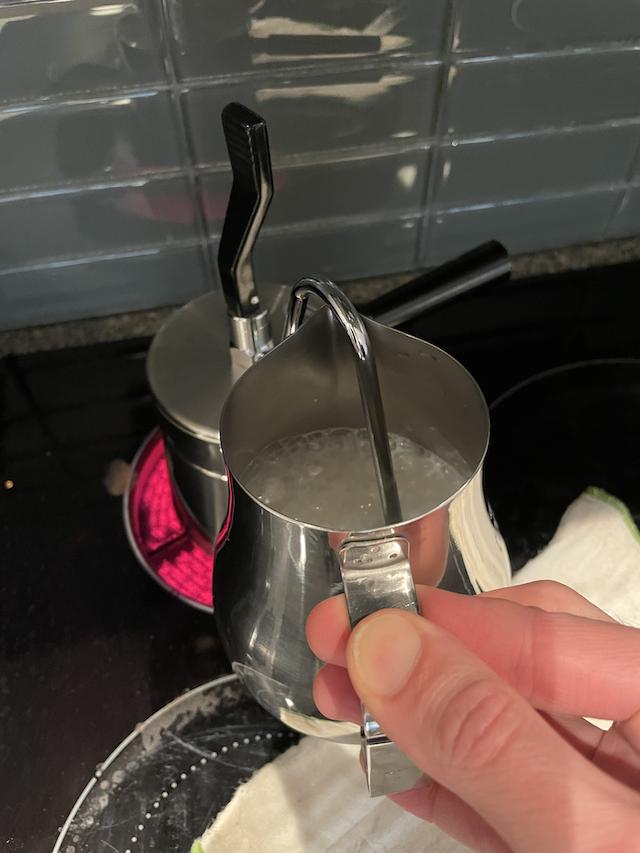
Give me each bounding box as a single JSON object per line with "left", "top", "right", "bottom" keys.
{"left": 124, "top": 429, "right": 214, "bottom": 612}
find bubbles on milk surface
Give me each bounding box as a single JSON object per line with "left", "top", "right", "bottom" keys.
{"left": 241, "top": 427, "right": 469, "bottom": 529}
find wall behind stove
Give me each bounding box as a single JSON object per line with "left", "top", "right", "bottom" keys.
{"left": 1, "top": 0, "right": 640, "bottom": 329}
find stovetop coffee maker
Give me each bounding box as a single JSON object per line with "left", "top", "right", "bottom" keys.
{"left": 145, "top": 103, "right": 511, "bottom": 563}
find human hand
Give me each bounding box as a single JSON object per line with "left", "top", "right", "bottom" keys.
{"left": 306, "top": 581, "right": 640, "bottom": 852}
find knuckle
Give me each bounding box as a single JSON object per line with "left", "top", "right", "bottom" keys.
{"left": 434, "top": 677, "right": 523, "bottom": 772}
{"left": 526, "top": 579, "right": 574, "bottom": 609}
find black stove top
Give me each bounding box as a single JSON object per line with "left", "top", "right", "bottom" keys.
{"left": 2, "top": 262, "right": 640, "bottom": 852}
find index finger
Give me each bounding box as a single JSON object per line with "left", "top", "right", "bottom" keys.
{"left": 306, "top": 582, "right": 640, "bottom": 720}
{"left": 307, "top": 581, "right": 614, "bottom": 669}
{"left": 482, "top": 580, "right": 615, "bottom": 622}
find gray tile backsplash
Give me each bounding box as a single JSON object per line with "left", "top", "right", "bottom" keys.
{"left": 606, "top": 186, "right": 640, "bottom": 239}
{"left": 1, "top": 0, "right": 640, "bottom": 330}
{"left": 0, "top": 246, "right": 208, "bottom": 328}
{"left": 445, "top": 51, "right": 640, "bottom": 136}
{"left": 424, "top": 189, "right": 623, "bottom": 266}
{"left": 166, "top": 0, "right": 448, "bottom": 80}
{"left": 0, "top": 0, "right": 165, "bottom": 105}
{"left": 201, "top": 150, "right": 426, "bottom": 236}
{"left": 453, "top": 0, "right": 640, "bottom": 54}
{"left": 0, "top": 92, "right": 180, "bottom": 193}
{"left": 433, "top": 125, "right": 640, "bottom": 208}
{"left": 254, "top": 215, "right": 420, "bottom": 283}
{"left": 0, "top": 178, "right": 198, "bottom": 270}
{"left": 184, "top": 63, "right": 440, "bottom": 166}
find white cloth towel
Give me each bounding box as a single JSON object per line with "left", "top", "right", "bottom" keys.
{"left": 196, "top": 489, "right": 640, "bottom": 853}
{"left": 513, "top": 488, "right": 640, "bottom": 628}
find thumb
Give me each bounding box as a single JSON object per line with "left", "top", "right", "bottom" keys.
{"left": 346, "top": 610, "right": 640, "bottom": 852}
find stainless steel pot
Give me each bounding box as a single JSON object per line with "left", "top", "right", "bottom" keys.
{"left": 147, "top": 285, "right": 289, "bottom": 540}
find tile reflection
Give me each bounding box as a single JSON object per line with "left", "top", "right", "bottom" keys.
{"left": 184, "top": 65, "right": 439, "bottom": 165}
{"left": 0, "top": 92, "right": 180, "bottom": 192}
{"left": 0, "top": 177, "right": 198, "bottom": 269}
{"left": 168, "top": 0, "right": 447, "bottom": 79}
{"left": 199, "top": 151, "right": 426, "bottom": 236}
{"left": 0, "top": 0, "right": 164, "bottom": 105}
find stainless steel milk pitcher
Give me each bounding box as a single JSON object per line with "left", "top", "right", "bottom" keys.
{"left": 214, "top": 278, "right": 511, "bottom": 796}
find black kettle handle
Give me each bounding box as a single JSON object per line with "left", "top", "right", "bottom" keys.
{"left": 362, "top": 241, "right": 511, "bottom": 328}
{"left": 218, "top": 103, "right": 274, "bottom": 318}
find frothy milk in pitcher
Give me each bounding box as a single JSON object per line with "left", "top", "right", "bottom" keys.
{"left": 241, "top": 427, "right": 470, "bottom": 530}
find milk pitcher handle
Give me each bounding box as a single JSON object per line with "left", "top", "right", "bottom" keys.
{"left": 339, "top": 538, "right": 427, "bottom": 797}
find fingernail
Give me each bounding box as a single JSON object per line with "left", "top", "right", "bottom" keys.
{"left": 350, "top": 612, "right": 422, "bottom": 697}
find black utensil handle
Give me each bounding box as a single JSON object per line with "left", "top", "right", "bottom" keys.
{"left": 363, "top": 241, "right": 511, "bottom": 328}
{"left": 218, "top": 102, "right": 274, "bottom": 318}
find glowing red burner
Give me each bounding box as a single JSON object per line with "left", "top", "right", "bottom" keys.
{"left": 124, "top": 429, "right": 214, "bottom": 611}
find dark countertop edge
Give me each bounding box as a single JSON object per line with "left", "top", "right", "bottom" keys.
{"left": 2, "top": 236, "right": 640, "bottom": 356}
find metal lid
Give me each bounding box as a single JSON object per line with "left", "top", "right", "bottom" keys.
{"left": 147, "top": 291, "right": 233, "bottom": 442}
{"left": 147, "top": 286, "right": 290, "bottom": 442}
